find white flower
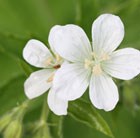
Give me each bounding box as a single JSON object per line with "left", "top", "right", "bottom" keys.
{"left": 23, "top": 39, "right": 68, "bottom": 115}
{"left": 49, "top": 14, "right": 140, "bottom": 111}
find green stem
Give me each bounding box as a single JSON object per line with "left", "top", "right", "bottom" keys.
{"left": 40, "top": 98, "right": 49, "bottom": 121}
{"left": 40, "top": 97, "right": 52, "bottom": 138}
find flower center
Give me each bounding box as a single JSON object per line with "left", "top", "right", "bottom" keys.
{"left": 84, "top": 52, "right": 110, "bottom": 75}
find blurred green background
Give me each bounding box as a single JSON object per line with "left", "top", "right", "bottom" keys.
{"left": 0, "top": 0, "right": 140, "bottom": 138}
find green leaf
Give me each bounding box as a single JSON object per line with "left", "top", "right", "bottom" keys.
{"left": 68, "top": 99, "right": 114, "bottom": 138}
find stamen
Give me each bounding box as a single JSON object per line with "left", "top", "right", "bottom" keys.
{"left": 101, "top": 54, "right": 110, "bottom": 61}
{"left": 92, "top": 64, "right": 102, "bottom": 75}
{"left": 55, "top": 54, "right": 62, "bottom": 62}
{"left": 53, "top": 64, "right": 61, "bottom": 69}
{"left": 47, "top": 73, "right": 55, "bottom": 82}
{"left": 44, "top": 57, "right": 53, "bottom": 66}
{"left": 84, "top": 59, "right": 93, "bottom": 69}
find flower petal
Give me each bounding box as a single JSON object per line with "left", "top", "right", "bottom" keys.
{"left": 89, "top": 73, "right": 119, "bottom": 111}
{"left": 92, "top": 14, "right": 124, "bottom": 55}
{"left": 48, "top": 89, "right": 68, "bottom": 115}
{"left": 49, "top": 25, "right": 92, "bottom": 62}
{"left": 24, "top": 69, "right": 55, "bottom": 99}
{"left": 23, "top": 39, "right": 53, "bottom": 68}
{"left": 53, "top": 63, "right": 91, "bottom": 100}
{"left": 102, "top": 48, "right": 140, "bottom": 80}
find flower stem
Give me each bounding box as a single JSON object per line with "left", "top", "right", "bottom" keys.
{"left": 40, "top": 97, "right": 52, "bottom": 138}
{"left": 40, "top": 98, "right": 49, "bottom": 121}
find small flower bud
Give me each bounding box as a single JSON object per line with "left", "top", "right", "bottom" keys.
{"left": 3, "top": 120, "right": 23, "bottom": 138}
{"left": 0, "top": 114, "right": 12, "bottom": 132}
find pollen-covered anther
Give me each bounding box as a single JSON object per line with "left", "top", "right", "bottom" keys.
{"left": 47, "top": 73, "right": 55, "bottom": 82}
{"left": 44, "top": 57, "right": 53, "bottom": 66}
{"left": 92, "top": 64, "right": 102, "bottom": 75}
{"left": 84, "top": 59, "right": 93, "bottom": 69}
{"left": 101, "top": 54, "right": 110, "bottom": 61}
{"left": 53, "top": 64, "right": 61, "bottom": 69}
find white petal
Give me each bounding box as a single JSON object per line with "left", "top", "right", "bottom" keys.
{"left": 102, "top": 48, "right": 140, "bottom": 80}
{"left": 92, "top": 14, "right": 124, "bottom": 55}
{"left": 53, "top": 63, "right": 91, "bottom": 100}
{"left": 48, "top": 89, "right": 68, "bottom": 115}
{"left": 23, "top": 39, "right": 53, "bottom": 68}
{"left": 89, "top": 74, "right": 119, "bottom": 111}
{"left": 24, "top": 69, "right": 55, "bottom": 99}
{"left": 49, "top": 25, "right": 92, "bottom": 62}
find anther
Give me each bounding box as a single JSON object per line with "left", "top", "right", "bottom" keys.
{"left": 84, "top": 59, "right": 93, "bottom": 69}
{"left": 47, "top": 73, "right": 55, "bottom": 82}
{"left": 53, "top": 64, "right": 61, "bottom": 69}
{"left": 101, "top": 54, "right": 110, "bottom": 61}
{"left": 92, "top": 64, "right": 102, "bottom": 75}
{"left": 44, "top": 57, "right": 53, "bottom": 66}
